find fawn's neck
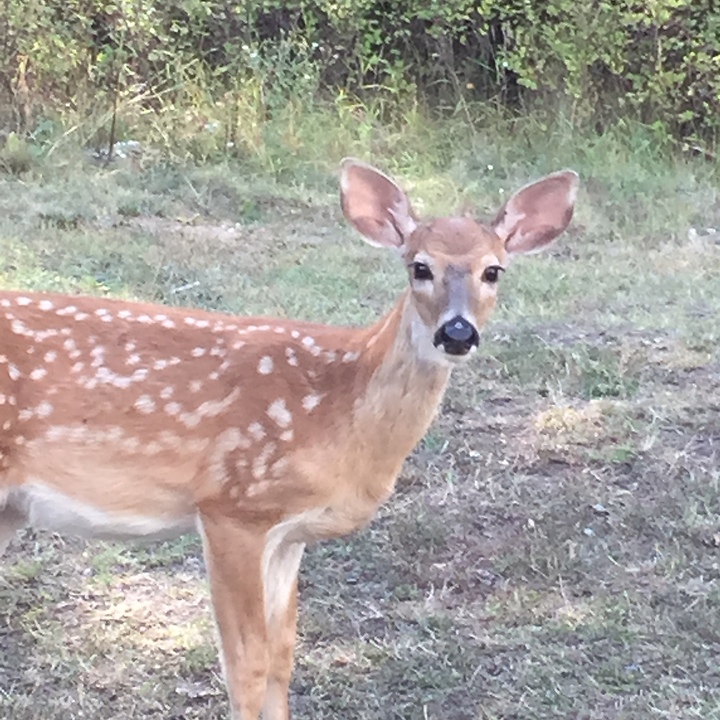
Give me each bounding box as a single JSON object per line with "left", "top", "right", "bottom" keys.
{"left": 291, "top": 291, "right": 453, "bottom": 535}
{"left": 343, "top": 292, "right": 452, "bottom": 487}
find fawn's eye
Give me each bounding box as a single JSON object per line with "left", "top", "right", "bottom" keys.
{"left": 412, "top": 262, "right": 434, "bottom": 281}
{"left": 482, "top": 265, "right": 504, "bottom": 283}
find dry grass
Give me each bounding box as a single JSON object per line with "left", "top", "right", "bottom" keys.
{"left": 1, "top": 140, "right": 720, "bottom": 719}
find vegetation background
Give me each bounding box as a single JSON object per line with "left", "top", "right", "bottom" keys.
{"left": 1, "top": 0, "right": 719, "bottom": 163}
{"left": 1, "top": 1, "right": 719, "bottom": 719}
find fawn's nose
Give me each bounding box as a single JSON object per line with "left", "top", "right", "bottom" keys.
{"left": 433, "top": 315, "right": 480, "bottom": 356}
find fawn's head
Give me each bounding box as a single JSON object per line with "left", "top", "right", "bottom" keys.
{"left": 340, "top": 159, "right": 579, "bottom": 364}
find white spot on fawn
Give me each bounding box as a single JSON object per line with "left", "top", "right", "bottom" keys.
{"left": 90, "top": 346, "right": 106, "bottom": 368}
{"left": 248, "top": 422, "right": 265, "bottom": 441}
{"left": 285, "top": 347, "right": 299, "bottom": 367}
{"left": 258, "top": 356, "right": 273, "bottom": 375}
{"left": 164, "top": 402, "right": 182, "bottom": 417}
{"left": 135, "top": 395, "right": 156, "bottom": 414}
{"left": 35, "top": 401, "right": 53, "bottom": 418}
{"left": 302, "top": 394, "right": 322, "bottom": 413}
{"left": 267, "top": 398, "right": 292, "bottom": 428}
{"left": 178, "top": 388, "right": 241, "bottom": 429}
{"left": 159, "top": 430, "right": 182, "bottom": 449}
{"left": 30, "top": 367, "right": 47, "bottom": 381}
{"left": 143, "top": 441, "right": 163, "bottom": 455}
{"left": 252, "top": 442, "right": 277, "bottom": 481}
{"left": 35, "top": 329, "right": 59, "bottom": 342}
{"left": 123, "top": 437, "right": 141, "bottom": 453}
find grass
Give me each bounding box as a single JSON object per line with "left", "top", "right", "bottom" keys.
{"left": 1, "top": 106, "right": 720, "bottom": 719}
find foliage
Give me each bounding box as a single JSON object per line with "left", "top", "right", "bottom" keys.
{"left": 0, "top": 1, "right": 718, "bottom": 155}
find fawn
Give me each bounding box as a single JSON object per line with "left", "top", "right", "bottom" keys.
{"left": 0, "top": 159, "right": 578, "bottom": 718}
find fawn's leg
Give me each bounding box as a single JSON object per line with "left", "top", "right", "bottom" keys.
{"left": 261, "top": 538, "right": 305, "bottom": 720}
{"left": 200, "top": 512, "right": 270, "bottom": 720}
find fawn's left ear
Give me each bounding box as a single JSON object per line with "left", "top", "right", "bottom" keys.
{"left": 491, "top": 170, "right": 579, "bottom": 256}
{"left": 340, "top": 158, "right": 418, "bottom": 250}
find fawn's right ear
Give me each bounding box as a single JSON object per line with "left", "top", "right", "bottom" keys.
{"left": 340, "top": 158, "right": 418, "bottom": 249}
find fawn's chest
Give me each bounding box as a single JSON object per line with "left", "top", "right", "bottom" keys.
{"left": 287, "top": 364, "right": 451, "bottom": 540}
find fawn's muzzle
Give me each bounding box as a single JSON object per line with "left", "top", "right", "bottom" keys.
{"left": 433, "top": 315, "right": 480, "bottom": 356}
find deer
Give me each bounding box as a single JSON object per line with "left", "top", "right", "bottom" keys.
{"left": 0, "top": 158, "right": 579, "bottom": 718}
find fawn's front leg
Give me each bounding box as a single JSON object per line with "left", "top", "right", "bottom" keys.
{"left": 200, "top": 512, "right": 271, "bottom": 720}
{"left": 261, "top": 535, "right": 305, "bottom": 720}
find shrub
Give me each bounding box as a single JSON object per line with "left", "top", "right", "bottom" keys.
{"left": 0, "top": 1, "right": 717, "bottom": 147}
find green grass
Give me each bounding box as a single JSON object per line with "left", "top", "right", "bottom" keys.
{"left": 1, "top": 107, "right": 720, "bottom": 719}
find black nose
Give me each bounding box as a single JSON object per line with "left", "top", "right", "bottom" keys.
{"left": 433, "top": 315, "right": 480, "bottom": 355}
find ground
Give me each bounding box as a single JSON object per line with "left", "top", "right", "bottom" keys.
{"left": 1, "top": 151, "right": 719, "bottom": 719}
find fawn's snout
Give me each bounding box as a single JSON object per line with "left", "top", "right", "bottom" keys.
{"left": 433, "top": 315, "right": 479, "bottom": 356}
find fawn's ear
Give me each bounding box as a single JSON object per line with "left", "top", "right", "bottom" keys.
{"left": 340, "top": 158, "right": 418, "bottom": 249}
{"left": 491, "top": 170, "right": 579, "bottom": 256}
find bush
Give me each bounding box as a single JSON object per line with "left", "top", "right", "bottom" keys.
{"left": 0, "top": 1, "right": 717, "bottom": 147}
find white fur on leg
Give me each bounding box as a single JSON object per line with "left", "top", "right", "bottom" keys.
{"left": 263, "top": 523, "right": 306, "bottom": 627}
